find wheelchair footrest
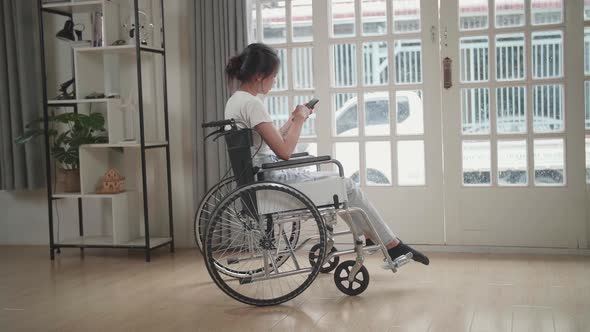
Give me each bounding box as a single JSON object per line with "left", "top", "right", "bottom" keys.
{"left": 382, "top": 252, "right": 413, "bottom": 271}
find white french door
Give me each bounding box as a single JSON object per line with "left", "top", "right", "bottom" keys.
{"left": 251, "top": 0, "right": 588, "bottom": 247}
{"left": 439, "top": 0, "right": 587, "bottom": 247}
{"left": 310, "top": 0, "right": 445, "bottom": 245}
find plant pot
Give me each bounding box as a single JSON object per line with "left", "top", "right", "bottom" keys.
{"left": 56, "top": 168, "right": 80, "bottom": 193}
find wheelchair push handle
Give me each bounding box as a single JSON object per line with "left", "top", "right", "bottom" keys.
{"left": 202, "top": 119, "right": 243, "bottom": 142}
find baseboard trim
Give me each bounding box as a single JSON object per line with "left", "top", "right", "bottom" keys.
{"left": 412, "top": 244, "right": 590, "bottom": 256}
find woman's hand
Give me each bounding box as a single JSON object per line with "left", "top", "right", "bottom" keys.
{"left": 292, "top": 104, "right": 311, "bottom": 121}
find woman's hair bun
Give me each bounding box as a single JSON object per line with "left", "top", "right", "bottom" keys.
{"left": 225, "top": 43, "right": 280, "bottom": 83}
{"left": 225, "top": 55, "right": 243, "bottom": 78}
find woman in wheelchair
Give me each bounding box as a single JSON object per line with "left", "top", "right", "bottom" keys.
{"left": 224, "top": 43, "right": 429, "bottom": 266}
{"left": 198, "top": 43, "right": 429, "bottom": 306}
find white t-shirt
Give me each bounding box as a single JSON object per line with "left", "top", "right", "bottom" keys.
{"left": 224, "top": 91, "right": 273, "bottom": 155}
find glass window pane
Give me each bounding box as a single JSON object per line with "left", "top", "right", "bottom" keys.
{"left": 295, "top": 142, "right": 317, "bottom": 172}
{"left": 585, "top": 28, "right": 590, "bottom": 75}
{"left": 363, "top": 42, "right": 389, "bottom": 85}
{"left": 585, "top": 81, "right": 590, "bottom": 130}
{"left": 362, "top": 0, "right": 387, "bottom": 36}
{"left": 398, "top": 140, "right": 425, "bottom": 186}
{"left": 531, "top": 0, "right": 563, "bottom": 25}
{"left": 334, "top": 93, "right": 358, "bottom": 136}
{"left": 293, "top": 47, "right": 314, "bottom": 89}
{"left": 265, "top": 95, "right": 289, "bottom": 129}
{"left": 532, "top": 31, "right": 563, "bottom": 79}
{"left": 586, "top": 137, "right": 590, "bottom": 183}
{"left": 496, "top": 33, "right": 525, "bottom": 81}
{"left": 462, "top": 140, "right": 491, "bottom": 186}
{"left": 366, "top": 141, "right": 392, "bottom": 185}
{"left": 533, "top": 84, "right": 563, "bottom": 133}
{"left": 495, "top": 0, "right": 525, "bottom": 28}
{"left": 364, "top": 92, "right": 390, "bottom": 136}
{"left": 292, "top": 0, "right": 313, "bottom": 42}
{"left": 273, "top": 48, "right": 288, "bottom": 91}
{"left": 335, "top": 142, "right": 360, "bottom": 184}
{"left": 461, "top": 88, "right": 490, "bottom": 134}
{"left": 460, "top": 36, "right": 489, "bottom": 82}
{"left": 534, "top": 138, "right": 565, "bottom": 186}
{"left": 396, "top": 90, "right": 423, "bottom": 135}
{"left": 262, "top": 1, "right": 286, "bottom": 44}
{"left": 459, "top": 0, "right": 489, "bottom": 31}
{"left": 332, "top": 43, "right": 357, "bottom": 87}
{"left": 394, "top": 39, "right": 422, "bottom": 84}
{"left": 392, "top": 0, "right": 420, "bottom": 33}
{"left": 250, "top": 3, "right": 257, "bottom": 43}
{"left": 498, "top": 140, "right": 528, "bottom": 186}
{"left": 586, "top": 0, "right": 590, "bottom": 21}
{"left": 334, "top": 92, "right": 356, "bottom": 111}
{"left": 497, "top": 86, "right": 526, "bottom": 134}
{"left": 294, "top": 95, "right": 316, "bottom": 136}
{"left": 332, "top": 0, "right": 355, "bottom": 37}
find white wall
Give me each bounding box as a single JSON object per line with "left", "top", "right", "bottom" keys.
{"left": 163, "top": 0, "right": 194, "bottom": 247}
{"left": 0, "top": 191, "right": 48, "bottom": 244}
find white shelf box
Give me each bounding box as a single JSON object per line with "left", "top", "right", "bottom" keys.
{"left": 79, "top": 145, "right": 140, "bottom": 195}
{"left": 74, "top": 48, "right": 120, "bottom": 100}
{"left": 110, "top": 191, "right": 140, "bottom": 244}
{"left": 53, "top": 192, "right": 140, "bottom": 245}
{"left": 47, "top": 99, "right": 126, "bottom": 144}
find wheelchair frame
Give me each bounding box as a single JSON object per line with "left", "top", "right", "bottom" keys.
{"left": 198, "top": 119, "right": 413, "bottom": 306}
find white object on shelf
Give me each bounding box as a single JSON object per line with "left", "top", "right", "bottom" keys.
{"left": 105, "top": 99, "right": 124, "bottom": 143}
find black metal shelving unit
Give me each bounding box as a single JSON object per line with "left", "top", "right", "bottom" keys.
{"left": 37, "top": 0, "right": 174, "bottom": 262}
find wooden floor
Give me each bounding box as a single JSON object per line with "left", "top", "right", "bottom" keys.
{"left": 1, "top": 246, "right": 589, "bottom": 332}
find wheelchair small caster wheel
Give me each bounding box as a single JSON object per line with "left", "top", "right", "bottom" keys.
{"left": 309, "top": 243, "right": 340, "bottom": 273}
{"left": 334, "top": 260, "right": 369, "bottom": 296}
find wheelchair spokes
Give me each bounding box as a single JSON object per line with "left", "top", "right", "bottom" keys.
{"left": 194, "top": 177, "right": 237, "bottom": 254}
{"left": 204, "top": 183, "right": 326, "bottom": 306}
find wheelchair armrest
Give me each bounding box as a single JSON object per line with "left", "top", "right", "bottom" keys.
{"left": 260, "top": 155, "right": 344, "bottom": 177}
{"left": 289, "top": 152, "right": 309, "bottom": 159}
{"left": 261, "top": 155, "right": 331, "bottom": 169}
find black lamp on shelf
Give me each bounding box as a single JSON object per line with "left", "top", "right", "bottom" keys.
{"left": 56, "top": 20, "right": 84, "bottom": 42}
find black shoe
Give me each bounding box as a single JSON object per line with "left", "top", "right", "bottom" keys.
{"left": 387, "top": 241, "right": 429, "bottom": 266}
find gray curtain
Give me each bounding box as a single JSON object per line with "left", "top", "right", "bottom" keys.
{"left": 191, "top": 0, "right": 248, "bottom": 202}
{"left": 0, "top": 0, "right": 45, "bottom": 190}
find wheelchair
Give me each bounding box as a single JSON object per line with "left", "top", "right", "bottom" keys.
{"left": 196, "top": 119, "right": 413, "bottom": 306}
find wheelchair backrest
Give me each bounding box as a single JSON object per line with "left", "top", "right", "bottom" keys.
{"left": 224, "top": 128, "right": 256, "bottom": 187}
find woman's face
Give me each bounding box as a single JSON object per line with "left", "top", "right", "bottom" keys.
{"left": 258, "top": 71, "right": 277, "bottom": 94}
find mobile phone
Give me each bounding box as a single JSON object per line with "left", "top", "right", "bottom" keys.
{"left": 305, "top": 98, "right": 319, "bottom": 109}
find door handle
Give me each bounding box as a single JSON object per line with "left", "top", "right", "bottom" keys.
{"left": 443, "top": 57, "right": 452, "bottom": 89}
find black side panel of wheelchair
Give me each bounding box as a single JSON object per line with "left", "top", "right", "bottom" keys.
{"left": 224, "top": 129, "right": 255, "bottom": 187}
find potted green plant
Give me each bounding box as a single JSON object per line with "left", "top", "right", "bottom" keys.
{"left": 16, "top": 111, "right": 108, "bottom": 192}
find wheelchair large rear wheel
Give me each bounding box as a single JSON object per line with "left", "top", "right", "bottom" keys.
{"left": 194, "top": 176, "right": 236, "bottom": 254}
{"left": 204, "top": 182, "right": 326, "bottom": 306}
